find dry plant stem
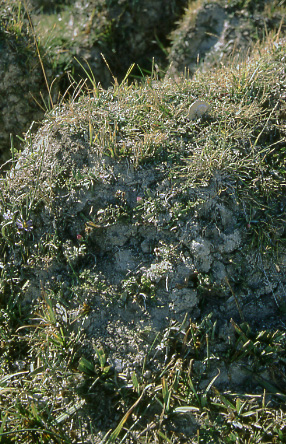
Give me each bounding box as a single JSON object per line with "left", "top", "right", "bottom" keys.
{"left": 22, "top": 0, "right": 53, "bottom": 108}
{"left": 225, "top": 276, "right": 245, "bottom": 322}
{"left": 109, "top": 386, "right": 149, "bottom": 442}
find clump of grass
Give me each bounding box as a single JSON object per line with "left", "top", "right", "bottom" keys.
{"left": 178, "top": 33, "right": 286, "bottom": 255}
{"left": 100, "top": 314, "right": 286, "bottom": 443}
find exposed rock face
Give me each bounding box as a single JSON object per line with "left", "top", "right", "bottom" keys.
{"left": 168, "top": 2, "right": 227, "bottom": 74}
{"left": 168, "top": 0, "right": 286, "bottom": 75}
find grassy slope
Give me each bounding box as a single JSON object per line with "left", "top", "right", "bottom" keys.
{"left": 0, "top": 33, "right": 286, "bottom": 443}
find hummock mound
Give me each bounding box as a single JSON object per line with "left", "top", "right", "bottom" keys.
{"left": 1, "top": 36, "right": 286, "bottom": 441}
{"left": 4, "top": 37, "right": 286, "bottom": 366}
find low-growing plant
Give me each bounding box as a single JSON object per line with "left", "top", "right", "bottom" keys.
{"left": 0, "top": 21, "right": 286, "bottom": 444}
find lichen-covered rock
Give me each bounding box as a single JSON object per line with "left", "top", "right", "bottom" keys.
{"left": 168, "top": 0, "right": 286, "bottom": 75}
{"left": 168, "top": 2, "right": 226, "bottom": 75}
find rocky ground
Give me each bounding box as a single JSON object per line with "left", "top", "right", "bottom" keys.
{"left": 0, "top": 1, "right": 286, "bottom": 442}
